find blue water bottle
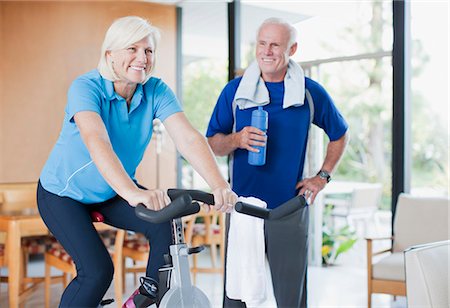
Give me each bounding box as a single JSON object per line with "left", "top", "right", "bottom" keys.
{"left": 248, "top": 106, "right": 268, "bottom": 166}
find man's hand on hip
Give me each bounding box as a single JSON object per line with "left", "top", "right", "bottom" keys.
{"left": 296, "top": 176, "right": 328, "bottom": 204}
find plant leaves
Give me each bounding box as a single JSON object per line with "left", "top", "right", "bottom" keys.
{"left": 334, "top": 238, "right": 358, "bottom": 260}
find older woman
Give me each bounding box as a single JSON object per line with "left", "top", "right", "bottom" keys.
{"left": 37, "top": 16, "right": 236, "bottom": 307}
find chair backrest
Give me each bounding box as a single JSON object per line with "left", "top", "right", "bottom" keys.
{"left": 350, "top": 183, "right": 382, "bottom": 211}
{"left": 393, "top": 193, "right": 449, "bottom": 252}
{"left": 0, "top": 182, "right": 37, "bottom": 204}
{"left": 405, "top": 240, "right": 449, "bottom": 307}
{"left": 186, "top": 210, "right": 223, "bottom": 244}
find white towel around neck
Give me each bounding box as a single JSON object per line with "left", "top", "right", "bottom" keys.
{"left": 226, "top": 196, "right": 267, "bottom": 307}
{"left": 234, "top": 59, "right": 305, "bottom": 110}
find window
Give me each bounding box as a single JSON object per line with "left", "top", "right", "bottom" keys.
{"left": 180, "top": 2, "right": 228, "bottom": 189}
{"left": 410, "top": 1, "right": 449, "bottom": 196}
{"left": 240, "top": 1, "right": 393, "bottom": 209}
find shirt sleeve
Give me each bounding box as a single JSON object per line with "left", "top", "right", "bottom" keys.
{"left": 309, "top": 80, "right": 348, "bottom": 141}
{"left": 153, "top": 79, "right": 183, "bottom": 122}
{"left": 66, "top": 77, "right": 102, "bottom": 122}
{"left": 206, "top": 80, "right": 239, "bottom": 137}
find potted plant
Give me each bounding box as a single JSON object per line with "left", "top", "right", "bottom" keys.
{"left": 322, "top": 204, "right": 358, "bottom": 265}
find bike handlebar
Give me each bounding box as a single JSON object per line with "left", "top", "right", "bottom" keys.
{"left": 135, "top": 189, "right": 216, "bottom": 224}
{"left": 235, "top": 195, "right": 307, "bottom": 220}
{"left": 135, "top": 194, "right": 200, "bottom": 224}
{"left": 135, "top": 189, "right": 305, "bottom": 223}
{"left": 167, "top": 189, "right": 215, "bottom": 205}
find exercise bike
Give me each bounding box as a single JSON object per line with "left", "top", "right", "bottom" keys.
{"left": 120, "top": 189, "right": 218, "bottom": 308}
{"left": 107, "top": 190, "right": 307, "bottom": 308}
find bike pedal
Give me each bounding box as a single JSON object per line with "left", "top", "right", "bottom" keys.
{"left": 139, "top": 277, "right": 158, "bottom": 298}
{"left": 188, "top": 245, "right": 205, "bottom": 254}
{"left": 100, "top": 298, "right": 114, "bottom": 306}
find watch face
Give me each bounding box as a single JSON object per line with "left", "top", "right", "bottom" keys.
{"left": 319, "top": 171, "right": 331, "bottom": 182}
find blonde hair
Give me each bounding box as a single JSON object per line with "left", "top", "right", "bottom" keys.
{"left": 98, "top": 16, "right": 161, "bottom": 83}
{"left": 257, "top": 18, "right": 297, "bottom": 48}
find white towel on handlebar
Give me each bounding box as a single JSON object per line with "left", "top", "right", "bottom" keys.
{"left": 226, "top": 196, "right": 267, "bottom": 307}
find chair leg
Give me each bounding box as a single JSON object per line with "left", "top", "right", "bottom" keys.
{"left": 133, "top": 260, "right": 138, "bottom": 286}
{"left": 114, "top": 262, "right": 123, "bottom": 307}
{"left": 210, "top": 244, "right": 217, "bottom": 268}
{"left": 192, "top": 253, "right": 198, "bottom": 285}
{"left": 45, "top": 256, "right": 51, "bottom": 308}
{"left": 22, "top": 251, "right": 30, "bottom": 292}
{"left": 122, "top": 257, "right": 126, "bottom": 293}
{"left": 62, "top": 273, "right": 68, "bottom": 288}
{"left": 367, "top": 274, "right": 372, "bottom": 308}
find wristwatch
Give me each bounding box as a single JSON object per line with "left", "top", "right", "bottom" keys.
{"left": 317, "top": 170, "right": 331, "bottom": 183}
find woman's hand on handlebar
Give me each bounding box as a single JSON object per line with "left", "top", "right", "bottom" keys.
{"left": 211, "top": 187, "right": 237, "bottom": 213}
{"left": 127, "top": 188, "right": 171, "bottom": 210}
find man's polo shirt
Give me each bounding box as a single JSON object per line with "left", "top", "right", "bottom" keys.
{"left": 206, "top": 77, "right": 348, "bottom": 209}
{"left": 40, "top": 70, "right": 182, "bottom": 203}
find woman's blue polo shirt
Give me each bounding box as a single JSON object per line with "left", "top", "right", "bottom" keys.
{"left": 40, "top": 70, "right": 182, "bottom": 203}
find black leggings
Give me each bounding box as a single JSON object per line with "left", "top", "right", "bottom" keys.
{"left": 37, "top": 181, "right": 171, "bottom": 307}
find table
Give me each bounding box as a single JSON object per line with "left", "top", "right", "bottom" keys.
{"left": 0, "top": 205, "right": 49, "bottom": 308}
{"left": 322, "top": 181, "right": 381, "bottom": 196}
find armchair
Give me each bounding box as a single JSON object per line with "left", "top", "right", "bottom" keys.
{"left": 366, "top": 193, "right": 449, "bottom": 308}
{"left": 404, "top": 240, "right": 449, "bottom": 308}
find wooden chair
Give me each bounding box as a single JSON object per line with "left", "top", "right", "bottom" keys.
{"left": 0, "top": 182, "right": 52, "bottom": 299}
{"left": 121, "top": 232, "right": 149, "bottom": 292}
{"left": 184, "top": 210, "right": 225, "bottom": 283}
{"left": 366, "top": 193, "right": 449, "bottom": 308}
{"left": 44, "top": 213, "right": 125, "bottom": 308}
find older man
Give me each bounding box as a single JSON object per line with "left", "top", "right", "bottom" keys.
{"left": 207, "top": 18, "right": 348, "bottom": 307}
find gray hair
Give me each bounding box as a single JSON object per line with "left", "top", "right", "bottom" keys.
{"left": 98, "top": 16, "right": 161, "bottom": 83}
{"left": 257, "top": 18, "right": 297, "bottom": 48}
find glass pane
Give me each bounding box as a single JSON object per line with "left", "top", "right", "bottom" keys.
{"left": 410, "top": 2, "right": 449, "bottom": 196}
{"left": 181, "top": 2, "right": 228, "bottom": 189}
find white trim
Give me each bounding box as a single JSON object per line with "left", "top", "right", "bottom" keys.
{"left": 229, "top": 99, "right": 238, "bottom": 187}
{"left": 57, "top": 160, "right": 94, "bottom": 196}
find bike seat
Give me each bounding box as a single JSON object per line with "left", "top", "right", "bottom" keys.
{"left": 90, "top": 211, "right": 105, "bottom": 223}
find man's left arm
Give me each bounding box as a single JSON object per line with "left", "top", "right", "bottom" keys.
{"left": 296, "top": 131, "right": 349, "bottom": 204}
